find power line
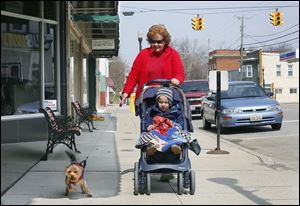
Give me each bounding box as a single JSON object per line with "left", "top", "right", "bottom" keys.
{"left": 121, "top": 5, "right": 299, "bottom": 16}
{"left": 245, "top": 23, "right": 299, "bottom": 37}
{"left": 244, "top": 30, "right": 299, "bottom": 45}
{"left": 228, "top": 37, "right": 241, "bottom": 50}
{"left": 198, "top": 8, "right": 276, "bottom": 16}
{"left": 121, "top": 5, "right": 299, "bottom": 12}
{"left": 245, "top": 37, "right": 299, "bottom": 48}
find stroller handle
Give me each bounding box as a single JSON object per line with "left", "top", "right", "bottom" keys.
{"left": 142, "top": 79, "right": 181, "bottom": 89}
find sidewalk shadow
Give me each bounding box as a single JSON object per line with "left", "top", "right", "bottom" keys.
{"left": 207, "top": 177, "right": 272, "bottom": 205}
{"left": 2, "top": 115, "right": 122, "bottom": 204}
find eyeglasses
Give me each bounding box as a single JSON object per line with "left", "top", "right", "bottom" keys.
{"left": 149, "top": 39, "right": 164, "bottom": 44}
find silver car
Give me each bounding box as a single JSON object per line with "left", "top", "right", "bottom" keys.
{"left": 202, "top": 81, "right": 283, "bottom": 132}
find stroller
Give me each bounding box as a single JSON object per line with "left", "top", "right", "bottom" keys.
{"left": 133, "top": 79, "right": 196, "bottom": 195}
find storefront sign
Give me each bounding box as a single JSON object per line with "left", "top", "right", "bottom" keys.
{"left": 280, "top": 49, "right": 299, "bottom": 63}
{"left": 92, "top": 39, "right": 115, "bottom": 50}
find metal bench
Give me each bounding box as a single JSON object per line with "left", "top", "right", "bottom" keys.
{"left": 39, "top": 107, "right": 81, "bottom": 160}
{"left": 71, "top": 101, "right": 96, "bottom": 132}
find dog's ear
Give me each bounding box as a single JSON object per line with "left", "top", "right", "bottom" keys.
{"left": 80, "top": 160, "right": 87, "bottom": 168}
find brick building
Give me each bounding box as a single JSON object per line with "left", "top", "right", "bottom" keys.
{"left": 208, "top": 50, "right": 245, "bottom": 80}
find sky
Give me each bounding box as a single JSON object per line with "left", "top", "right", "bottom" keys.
{"left": 118, "top": 1, "right": 299, "bottom": 70}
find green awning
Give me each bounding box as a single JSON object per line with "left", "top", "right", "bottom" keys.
{"left": 73, "top": 15, "right": 119, "bottom": 23}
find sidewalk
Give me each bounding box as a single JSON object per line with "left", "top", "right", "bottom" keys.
{"left": 1, "top": 104, "right": 299, "bottom": 205}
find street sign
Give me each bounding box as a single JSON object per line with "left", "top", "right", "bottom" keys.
{"left": 207, "top": 71, "right": 229, "bottom": 155}
{"left": 209, "top": 70, "right": 228, "bottom": 91}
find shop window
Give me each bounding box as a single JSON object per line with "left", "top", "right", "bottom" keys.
{"left": 44, "top": 2, "right": 57, "bottom": 20}
{"left": 82, "top": 58, "right": 88, "bottom": 105}
{"left": 1, "top": 16, "right": 42, "bottom": 116}
{"left": 44, "top": 23, "right": 57, "bottom": 104}
{"left": 1, "top": 1, "right": 41, "bottom": 18}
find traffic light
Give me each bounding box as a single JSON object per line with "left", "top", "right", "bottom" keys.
{"left": 198, "top": 17, "right": 204, "bottom": 30}
{"left": 270, "top": 12, "right": 276, "bottom": 25}
{"left": 270, "top": 10, "right": 283, "bottom": 26}
{"left": 192, "top": 17, "right": 199, "bottom": 30}
{"left": 191, "top": 16, "right": 204, "bottom": 30}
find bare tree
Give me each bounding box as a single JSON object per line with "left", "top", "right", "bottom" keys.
{"left": 264, "top": 43, "right": 295, "bottom": 52}
{"left": 172, "top": 37, "right": 208, "bottom": 80}
{"left": 247, "top": 43, "right": 295, "bottom": 53}
{"left": 108, "top": 56, "right": 126, "bottom": 94}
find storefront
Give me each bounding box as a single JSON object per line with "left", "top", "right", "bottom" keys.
{"left": 1, "top": 1, "right": 66, "bottom": 143}
{"left": 1, "top": 1, "right": 120, "bottom": 143}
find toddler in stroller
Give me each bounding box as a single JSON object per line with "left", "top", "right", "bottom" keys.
{"left": 133, "top": 79, "right": 200, "bottom": 195}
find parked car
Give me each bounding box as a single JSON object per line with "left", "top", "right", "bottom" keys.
{"left": 201, "top": 81, "right": 283, "bottom": 132}
{"left": 182, "top": 79, "right": 209, "bottom": 118}
{"left": 14, "top": 101, "right": 40, "bottom": 114}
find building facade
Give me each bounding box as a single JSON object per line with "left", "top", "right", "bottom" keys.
{"left": 208, "top": 49, "right": 299, "bottom": 103}
{"left": 242, "top": 50, "right": 299, "bottom": 103}
{"left": 1, "top": 1, "right": 119, "bottom": 143}
{"left": 208, "top": 49, "right": 244, "bottom": 81}
{"left": 263, "top": 52, "right": 299, "bottom": 103}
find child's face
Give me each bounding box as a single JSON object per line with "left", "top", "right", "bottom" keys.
{"left": 157, "top": 96, "right": 170, "bottom": 112}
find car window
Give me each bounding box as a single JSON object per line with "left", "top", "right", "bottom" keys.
{"left": 182, "top": 81, "right": 209, "bottom": 92}
{"left": 221, "top": 83, "right": 267, "bottom": 99}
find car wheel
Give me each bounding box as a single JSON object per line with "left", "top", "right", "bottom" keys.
{"left": 271, "top": 123, "right": 281, "bottom": 130}
{"left": 202, "top": 114, "right": 211, "bottom": 130}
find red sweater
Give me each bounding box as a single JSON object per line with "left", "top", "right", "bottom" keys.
{"left": 122, "top": 47, "right": 185, "bottom": 102}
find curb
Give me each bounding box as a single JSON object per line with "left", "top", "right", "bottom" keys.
{"left": 219, "top": 137, "right": 276, "bottom": 166}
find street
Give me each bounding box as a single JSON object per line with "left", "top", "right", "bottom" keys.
{"left": 194, "top": 103, "right": 299, "bottom": 171}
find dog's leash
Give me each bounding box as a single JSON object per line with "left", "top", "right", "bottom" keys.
{"left": 81, "top": 105, "right": 122, "bottom": 164}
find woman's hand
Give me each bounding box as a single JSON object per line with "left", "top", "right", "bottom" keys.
{"left": 170, "top": 78, "right": 180, "bottom": 86}
{"left": 119, "top": 93, "right": 129, "bottom": 107}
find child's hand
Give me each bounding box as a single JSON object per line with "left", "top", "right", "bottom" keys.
{"left": 147, "top": 124, "right": 155, "bottom": 131}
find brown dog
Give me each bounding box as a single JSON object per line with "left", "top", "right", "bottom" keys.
{"left": 65, "top": 151, "right": 92, "bottom": 197}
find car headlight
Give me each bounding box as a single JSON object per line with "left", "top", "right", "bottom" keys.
{"left": 222, "top": 108, "right": 242, "bottom": 114}
{"left": 266, "top": 104, "right": 282, "bottom": 111}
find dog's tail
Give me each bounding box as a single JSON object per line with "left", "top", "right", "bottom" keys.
{"left": 65, "top": 150, "right": 77, "bottom": 163}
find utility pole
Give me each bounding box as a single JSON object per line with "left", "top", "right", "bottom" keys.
{"left": 259, "top": 48, "right": 264, "bottom": 87}
{"left": 207, "top": 38, "right": 210, "bottom": 78}
{"left": 239, "top": 16, "right": 244, "bottom": 80}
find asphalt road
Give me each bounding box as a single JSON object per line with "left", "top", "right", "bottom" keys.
{"left": 195, "top": 103, "right": 299, "bottom": 172}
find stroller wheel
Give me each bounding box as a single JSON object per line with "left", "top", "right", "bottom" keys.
{"left": 189, "top": 170, "right": 195, "bottom": 195}
{"left": 133, "top": 162, "right": 139, "bottom": 195}
{"left": 183, "top": 171, "right": 190, "bottom": 189}
{"left": 177, "top": 172, "right": 183, "bottom": 195}
{"left": 146, "top": 173, "right": 151, "bottom": 195}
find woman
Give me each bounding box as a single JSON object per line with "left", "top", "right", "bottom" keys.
{"left": 120, "top": 24, "right": 185, "bottom": 106}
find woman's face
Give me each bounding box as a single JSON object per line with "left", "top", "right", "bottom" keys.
{"left": 150, "top": 34, "right": 165, "bottom": 54}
